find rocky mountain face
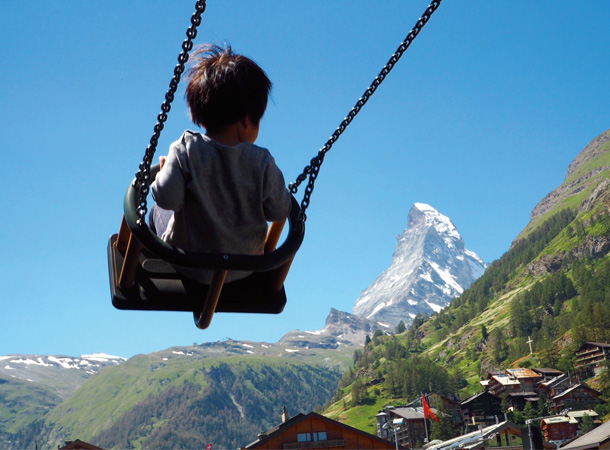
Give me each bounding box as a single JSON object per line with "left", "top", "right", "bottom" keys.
{"left": 530, "top": 128, "right": 610, "bottom": 222}
{"left": 523, "top": 129, "right": 610, "bottom": 274}
{"left": 352, "top": 203, "right": 487, "bottom": 327}
{"left": 279, "top": 308, "right": 387, "bottom": 349}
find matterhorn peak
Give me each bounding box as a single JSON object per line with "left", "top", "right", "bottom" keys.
{"left": 352, "top": 204, "right": 487, "bottom": 327}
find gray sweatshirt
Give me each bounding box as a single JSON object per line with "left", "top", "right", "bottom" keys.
{"left": 151, "top": 130, "right": 291, "bottom": 283}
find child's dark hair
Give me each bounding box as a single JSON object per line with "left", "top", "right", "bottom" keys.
{"left": 185, "top": 44, "right": 272, "bottom": 132}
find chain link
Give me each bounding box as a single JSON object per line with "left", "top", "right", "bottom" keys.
{"left": 134, "top": 0, "right": 207, "bottom": 226}
{"left": 289, "top": 0, "right": 442, "bottom": 223}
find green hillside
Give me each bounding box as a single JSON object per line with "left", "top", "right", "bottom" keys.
{"left": 0, "top": 375, "right": 61, "bottom": 448}
{"left": 36, "top": 351, "right": 341, "bottom": 450}
{"left": 324, "top": 129, "right": 610, "bottom": 436}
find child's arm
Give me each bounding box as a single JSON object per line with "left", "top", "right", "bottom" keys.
{"left": 262, "top": 157, "right": 292, "bottom": 222}
{"left": 151, "top": 144, "right": 186, "bottom": 211}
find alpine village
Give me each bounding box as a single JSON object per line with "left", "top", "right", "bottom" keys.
{"left": 4, "top": 130, "right": 610, "bottom": 449}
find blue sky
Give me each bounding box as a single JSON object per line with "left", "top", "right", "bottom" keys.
{"left": 1, "top": 1, "right": 609, "bottom": 359}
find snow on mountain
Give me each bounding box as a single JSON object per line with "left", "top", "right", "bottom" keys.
{"left": 0, "top": 353, "right": 126, "bottom": 399}
{"left": 352, "top": 203, "right": 487, "bottom": 327}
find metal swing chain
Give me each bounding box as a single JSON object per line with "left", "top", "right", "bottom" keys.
{"left": 134, "top": 0, "right": 207, "bottom": 226}
{"left": 289, "top": 0, "right": 443, "bottom": 224}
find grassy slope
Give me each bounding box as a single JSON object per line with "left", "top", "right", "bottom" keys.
{"left": 42, "top": 351, "right": 341, "bottom": 447}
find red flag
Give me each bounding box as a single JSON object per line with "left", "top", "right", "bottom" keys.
{"left": 206, "top": 445, "right": 213, "bottom": 450}
{"left": 422, "top": 395, "right": 439, "bottom": 423}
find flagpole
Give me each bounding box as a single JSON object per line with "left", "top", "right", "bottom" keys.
{"left": 422, "top": 393, "right": 429, "bottom": 444}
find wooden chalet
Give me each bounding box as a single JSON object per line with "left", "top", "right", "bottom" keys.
{"left": 505, "top": 368, "right": 544, "bottom": 392}
{"left": 57, "top": 440, "right": 105, "bottom": 450}
{"left": 537, "top": 373, "right": 572, "bottom": 397}
{"left": 243, "top": 411, "right": 399, "bottom": 450}
{"left": 549, "top": 383, "right": 601, "bottom": 414}
{"left": 487, "top": 374, "right": 522, "bottom": 397}
{"left": 376, "top": 407, "right": 428, "bottom": 449}
{"left": 461, "top": 391, "right": 503, "bottom": 429}
{"left": 540, "top": 415, "right": 578, "bottom": 443}
{"left": 575, "top": 342, "right": 610, "bottom": 376}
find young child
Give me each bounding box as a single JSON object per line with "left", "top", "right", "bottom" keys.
{"left": 150, "top": 44, "right": 291, "bottom": 284}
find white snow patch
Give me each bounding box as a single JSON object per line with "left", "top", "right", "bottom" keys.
{"left": 10, "top": 357, "right": 53, "bottom": 368}
{"left": 285, "top": 349, "right": 300, "bottom": 353}
{"left": 366, "top": 301, "right": 390, "bottom": 320}
{"left": 305, "top": 330, "right": 322, "bottom": 336}
{"left": 48, "top": 357, "right": 76, "bottom": 369}
{"left": 408, "top": 299, "right": 418, "bottom": 306}
{"left": 242, "top": 343, "right": 254, "bottom": 348}
{"left": 5, "top": 365, "right": 14, "bottom": 370}
{"left": 428, "top": 261, "right": 462, "bottom": 293}
{"left": 172, "top": 351, "right": 185, "bottom": 355}
{"left": 419, "top": 272, "right": 433, "bottom": 282}
{"left": 408, "top": 312, "right": 416, "bottom": 319}
{"left": 261, "top": 344, "right": 269, "bottom": 348}
{"left": 82, "top": 353, "right": 124, "bottom": 362}
{"left": 425, "top": 300, "right": 444, "bottom": 314}
{"left": 246, "top": 350, "right": 254, "bottom": 354}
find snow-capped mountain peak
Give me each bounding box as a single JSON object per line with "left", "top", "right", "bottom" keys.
{"left": 352, "top": 203, "right": 487, "bottom": 326}
{"left": 0, "top": 353, "right": 126, "bottom": 399}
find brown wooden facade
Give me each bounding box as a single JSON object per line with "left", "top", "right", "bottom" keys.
{"left": 243, "top": 412, "right": 399, "bottom": 450}
{"left": 550, "top": 383, "right": 601, "bottom": 414}
{"left": 575, "top": 342, "right": 610, "bottom": 376}
{"left": 540, "top": 417, "right": 578, "bottom": 442}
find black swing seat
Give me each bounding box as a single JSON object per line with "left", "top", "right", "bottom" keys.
{"left": 107, "top": 164, "right": 304, "bottom": 326}
{"left": 107, "top": 234, "right": 296, "bottom": 314}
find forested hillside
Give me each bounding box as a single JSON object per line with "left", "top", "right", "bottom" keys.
{"left": 28, "top": 354, "right": 341, "bottom": 450}
{"left": 324, "top": 130, "right": 610, "bottom": 435}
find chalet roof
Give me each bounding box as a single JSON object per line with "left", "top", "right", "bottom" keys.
{"left": 392, "top": 407, "right": 426, "bottom": 420}
{"left": 533, "top": 368, "right": 564, "bottom": 377}
{"left": 552, "top": 383, "right": 600, "bottom": 400}
{"left": 583, "top": 341, "right": 610, "bottom": 348}
{"left": 568, "top": 410, "right": 599, "bottom": 419}
{"left": 461, "top": 391, "right": 500, "bottom": 406}
{"left": 58, "top": 440, "right": 105, "bottom": 450}
{"left": 540, "top": 373, "right": 570, "bottom": 388}
{"left": 490, "top": 375, "right": 520, "bottom": 386}
{"left": 541, "top": 416, "right": 577, "bottom": 425}
{"left": 505, "top": 368, "right": 543, "bottom": 379}
{"left": 426, "top": 420, "right": 554, "bottom": 450}
{"left": 243, "top": 411, "right": 398, "bottom": 449}
{"left": 561, "top": 418, "right": 610, "bottom": 450}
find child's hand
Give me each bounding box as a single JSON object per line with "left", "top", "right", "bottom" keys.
{"left": 159, "top": 156, "right": 167, "bottom": 170}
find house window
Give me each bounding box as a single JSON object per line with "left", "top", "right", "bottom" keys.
{"left": 313, "top": 432, "right": 327, "bottom": 441}
{"left": 297, "top": 433, "right": 311, "bottom": 442}
{"left": 297, "top": 432, "right": 327, "bottom": 443}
